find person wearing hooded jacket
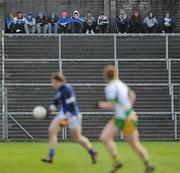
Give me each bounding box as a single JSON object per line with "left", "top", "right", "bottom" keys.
{"left": 97, "top": 12, "right": 109, "bottom": 33}
{"left": 13, "top": 11, "right": 26, "bottom": 33}
{"left": 70, "top": 10, "right": 84, "bottom": 33}
{"left": 115, "top": 10, "right": 129, "bottom": 33}
{"left": 143, "top": 11, "right": 158, "bottom": 33}
{"left": 57, "top": 11, "right": 70, "bottom": 33}
{"left": 48, "top": 12, "right": 58, "bottom": 34}
{"left": 161, "top": 11, "right": 175, "bottom": 33}
{"left": 24, "top": 12, "right": 36, "bottom": 34}
{"left": 36, "top": 12, "right": 48, "bottom": 34}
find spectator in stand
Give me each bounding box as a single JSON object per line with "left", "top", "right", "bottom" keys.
{"left": 48, "top": 12, "right": 58, "bottom": 34}
{"left": 57, "top": 11, "right": 70, "bottom": 33}
{"left": 70, "top": 11, "right": 84, "bottom": 33}
{"left": 5, "top": 13, "right": 14, "bottom": 33}
{"left": 143, "top": 11, "right": 158, "bottom": 33}
{"left": 24, "top": 12, "right": 36, "bottom": 34}
{"left": 161, "top": 11, "right": 175, "bottom": 33}
{"left": 84, "top": 11, "right": 96, "bottom": 34}
{"left": 97, "top": 12, "right": 109, "bottom": 33}
{"left": 36, "top": 12, "right": 48, "bottom": 34}
{"left": 13, "top": 11, "right": 25, "bottom": 33}
{"left": 130, "top": 10, "right": 143, "bottom": 33}
{"left": 115, "top": 10, "right": 129, "bottom": 34}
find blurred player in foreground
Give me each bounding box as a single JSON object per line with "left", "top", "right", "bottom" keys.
{"left": 97, "top": 65, "right": 155, "bottom": 173}
{"left": 42, "top": 72, "right": 97, "bottom": 164}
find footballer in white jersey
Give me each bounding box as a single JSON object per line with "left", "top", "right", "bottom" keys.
{"left": 97, "top": 65, "right": 155, "bottom": 173}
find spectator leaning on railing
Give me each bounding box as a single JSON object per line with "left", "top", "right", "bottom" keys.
{"left": 161, "top": 11, "right": 175, "bottom": 33}
{"left": 115, "top": 10, "right": 129, "bottom": 34}
{"left": 143, "top": 11, "right": 158, "bottom": 33}
{"left": 24, "top": 12, "right": 36, "bottom": 34}
{"left": 129, "top": 10, "right": 143, "bottom": 33}
{"left": 57, "top": 11, "right": 70, "bottom": 33}
{"left": 36, "top": 12, "right": 48, "bottom": 34}
{"left": 13, "top": 11, "right": 26, "bottom": 33}
{"left": 97, "top": 12, "right": 109, "bottom": 33}
{"left": 70, "top": 10, "right": 84, "bottom": 33}
{"left": 48, "top": 12, "right": 58, "bottom": 34}
{"left": 84, "top": 11, "right": 96, "bottom": 34}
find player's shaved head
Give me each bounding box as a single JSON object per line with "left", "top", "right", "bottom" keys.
{"left": 103, "top": 65, "right": 118, "bottom": 82}
{"left": 52, "top": 72, "right": 66, "bottom": 83}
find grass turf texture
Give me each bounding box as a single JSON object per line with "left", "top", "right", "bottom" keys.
{"left": 0, "top": 142, "right": 180, "bottom": 173}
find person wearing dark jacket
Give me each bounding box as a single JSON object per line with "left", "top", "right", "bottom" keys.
{"left": 13, "top": 11, "right": 25, "bottom": 33}
{"left": 115, "top": 10, "right": 129, "bottom": 33}
{"left": 57, "top": 11, "right": 70, "bottom": 33}
{"left": 130, "top": 11, "right": 143, "bottom": 33}
{"left": 5, "top": 13, "right": 14, "bottom": 33}
{"left": 97, "top": 12, "right": 109, "bottom": 33}
{"left": 48, "top": 12, "right": 58, "bottom": 34}
{"left": 36, "top": 12, "right": 48, "bottom": 34}
{"left": 143, "top": 11, "right": 158, "bottom": 33}
{"left": 161, "top": 11, "right": 175, "bottom": 33}
{"left": 84, "top": 11, "right": 96, "bottom": 34}
{"left": 70, "top": 11, "right": 84, "bottom": 33}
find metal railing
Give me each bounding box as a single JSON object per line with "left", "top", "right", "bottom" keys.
{"left": 0, "top": 32, "right": 180, "bottom": 141}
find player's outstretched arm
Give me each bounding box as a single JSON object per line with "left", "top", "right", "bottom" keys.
{"left": 97, "top": 101, "right": 115, "bottom": 110}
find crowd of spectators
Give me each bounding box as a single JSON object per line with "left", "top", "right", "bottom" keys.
{"left": 5, "top": 9, "right": 176, "bottom": 34}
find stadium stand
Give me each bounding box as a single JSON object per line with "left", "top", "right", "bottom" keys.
{"left": 0, "top": 34, "right": 178, "bottom": 141}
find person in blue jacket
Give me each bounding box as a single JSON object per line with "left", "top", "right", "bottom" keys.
{"left": 57, "top": 11, "right": 70, "bottom": 33}
{"left": 115, "top": 10, "right": 129, "bottom": 34}
{"left": 161, "top": 11, "right": 175, "bottom": 33}
{"left": 70, "top": 10, "right": 84, "bottom": 33}
{"left": 5, "top": 13, "right": 14, "bottom": 33}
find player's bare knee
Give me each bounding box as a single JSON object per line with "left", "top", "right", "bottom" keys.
{"left": 100, "top": 134, "right": 108, "bottom": 144}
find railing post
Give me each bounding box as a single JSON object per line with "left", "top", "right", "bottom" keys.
{"left": 174, "top": 114, "right": 177, "bottom": 140}
{"left": 171, "top": 85, "right": 174, "bottom": 120}
{"left": 1, "top": 30, "right": 8, "bottom": 140}
{"left": 59, "top": 35, "right": 67, "bottom": 140}
{"left": 114, "top": 35, "right": 118, "bottom": 71}
{"left": 168, "top": 60, "right": 172, "bottom": 95}
{"left": 166, "top": 34, "right": 169, "bottom": 70}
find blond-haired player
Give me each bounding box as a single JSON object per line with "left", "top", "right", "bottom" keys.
{"left": 97, "top": 65, "right": 155, "bottom": 173}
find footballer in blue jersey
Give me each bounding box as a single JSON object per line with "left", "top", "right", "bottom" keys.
{"left": 42, "top": 72, "right": 97, "bottom": 164}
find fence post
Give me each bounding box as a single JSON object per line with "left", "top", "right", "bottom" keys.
{"left": 171, "top": 85, "right": 174, "bottom": 120}
{"left": 114, "top": 35, "right": 118, "bottom": 70}
{"left": 174, "top": 114, "right": 177, "bottom": 140}
{"left": 166, "top": 35, "right": 169, "bottom": 70}
{"left": 1, "top": 30, "right": 7, "bottom": 140}
{"left": 58, "top": 35, "right": 67, "bottom": 140}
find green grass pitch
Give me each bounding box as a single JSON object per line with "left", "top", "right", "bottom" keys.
{"left": 0, "top": 142, "right": 180, "bottom": 173}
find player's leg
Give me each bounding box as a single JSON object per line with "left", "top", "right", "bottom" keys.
{"left": 127, "top": 131, "right": 155, "bottom": 173}
{"left": 100, "top": 120, "right": 123, "bottom": 173}
{"left": 126, "top": 112, "right": 155, "bottom": 173}
{"left": 42, "top": 116, "right": 61, "bottom": 163}
{"left": 69, "top": 115, "right": 97, "bottom": 164}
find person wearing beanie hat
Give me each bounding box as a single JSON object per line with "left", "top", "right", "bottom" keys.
{"left": 36, "top": 12, "right": 48, "bottom": 34}
{"left": 57, "top": 11, "right": 70, "bottom": 33}
{"left": 48, "top": 12, "right": 58, "bottom": 34}
{"left": 143, "top": 11, "right": 158, "bottom": 33}
{"left": 97, "top": 12, "right": 109, "bottom": 33}
{"left": 24, "top": 12, "right": 36, "bottom": 34}
{"left": 70, "top": 10, "right": 84, "bottom": 33}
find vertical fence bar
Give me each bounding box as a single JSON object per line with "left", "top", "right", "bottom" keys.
{"left": 59, "top": 35, "right": 67, "bottom": 140}
{"left": 174, "top": 114, "right": 177, "bottom": 140}
{"left": 1, "top": 30, "right": 7, "bottom": 140}
{"left": 166, "top": 35, "right": 169, "bottom": 70}
{"left": 114, "top": 35, "right": 118, "bottom": 70}
{"left": 171, "top": 85, "right": 174, "bottom": 120}
{"left": 168, "top": 60, "right": 172, "bottom": 95}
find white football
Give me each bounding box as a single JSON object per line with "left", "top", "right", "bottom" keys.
{"left": 33, "top": 106, "right": 47, "bottom": 119}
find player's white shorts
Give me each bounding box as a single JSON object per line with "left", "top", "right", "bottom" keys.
{"left": 56, "top": 111, "right": 82, "bottom": 129}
